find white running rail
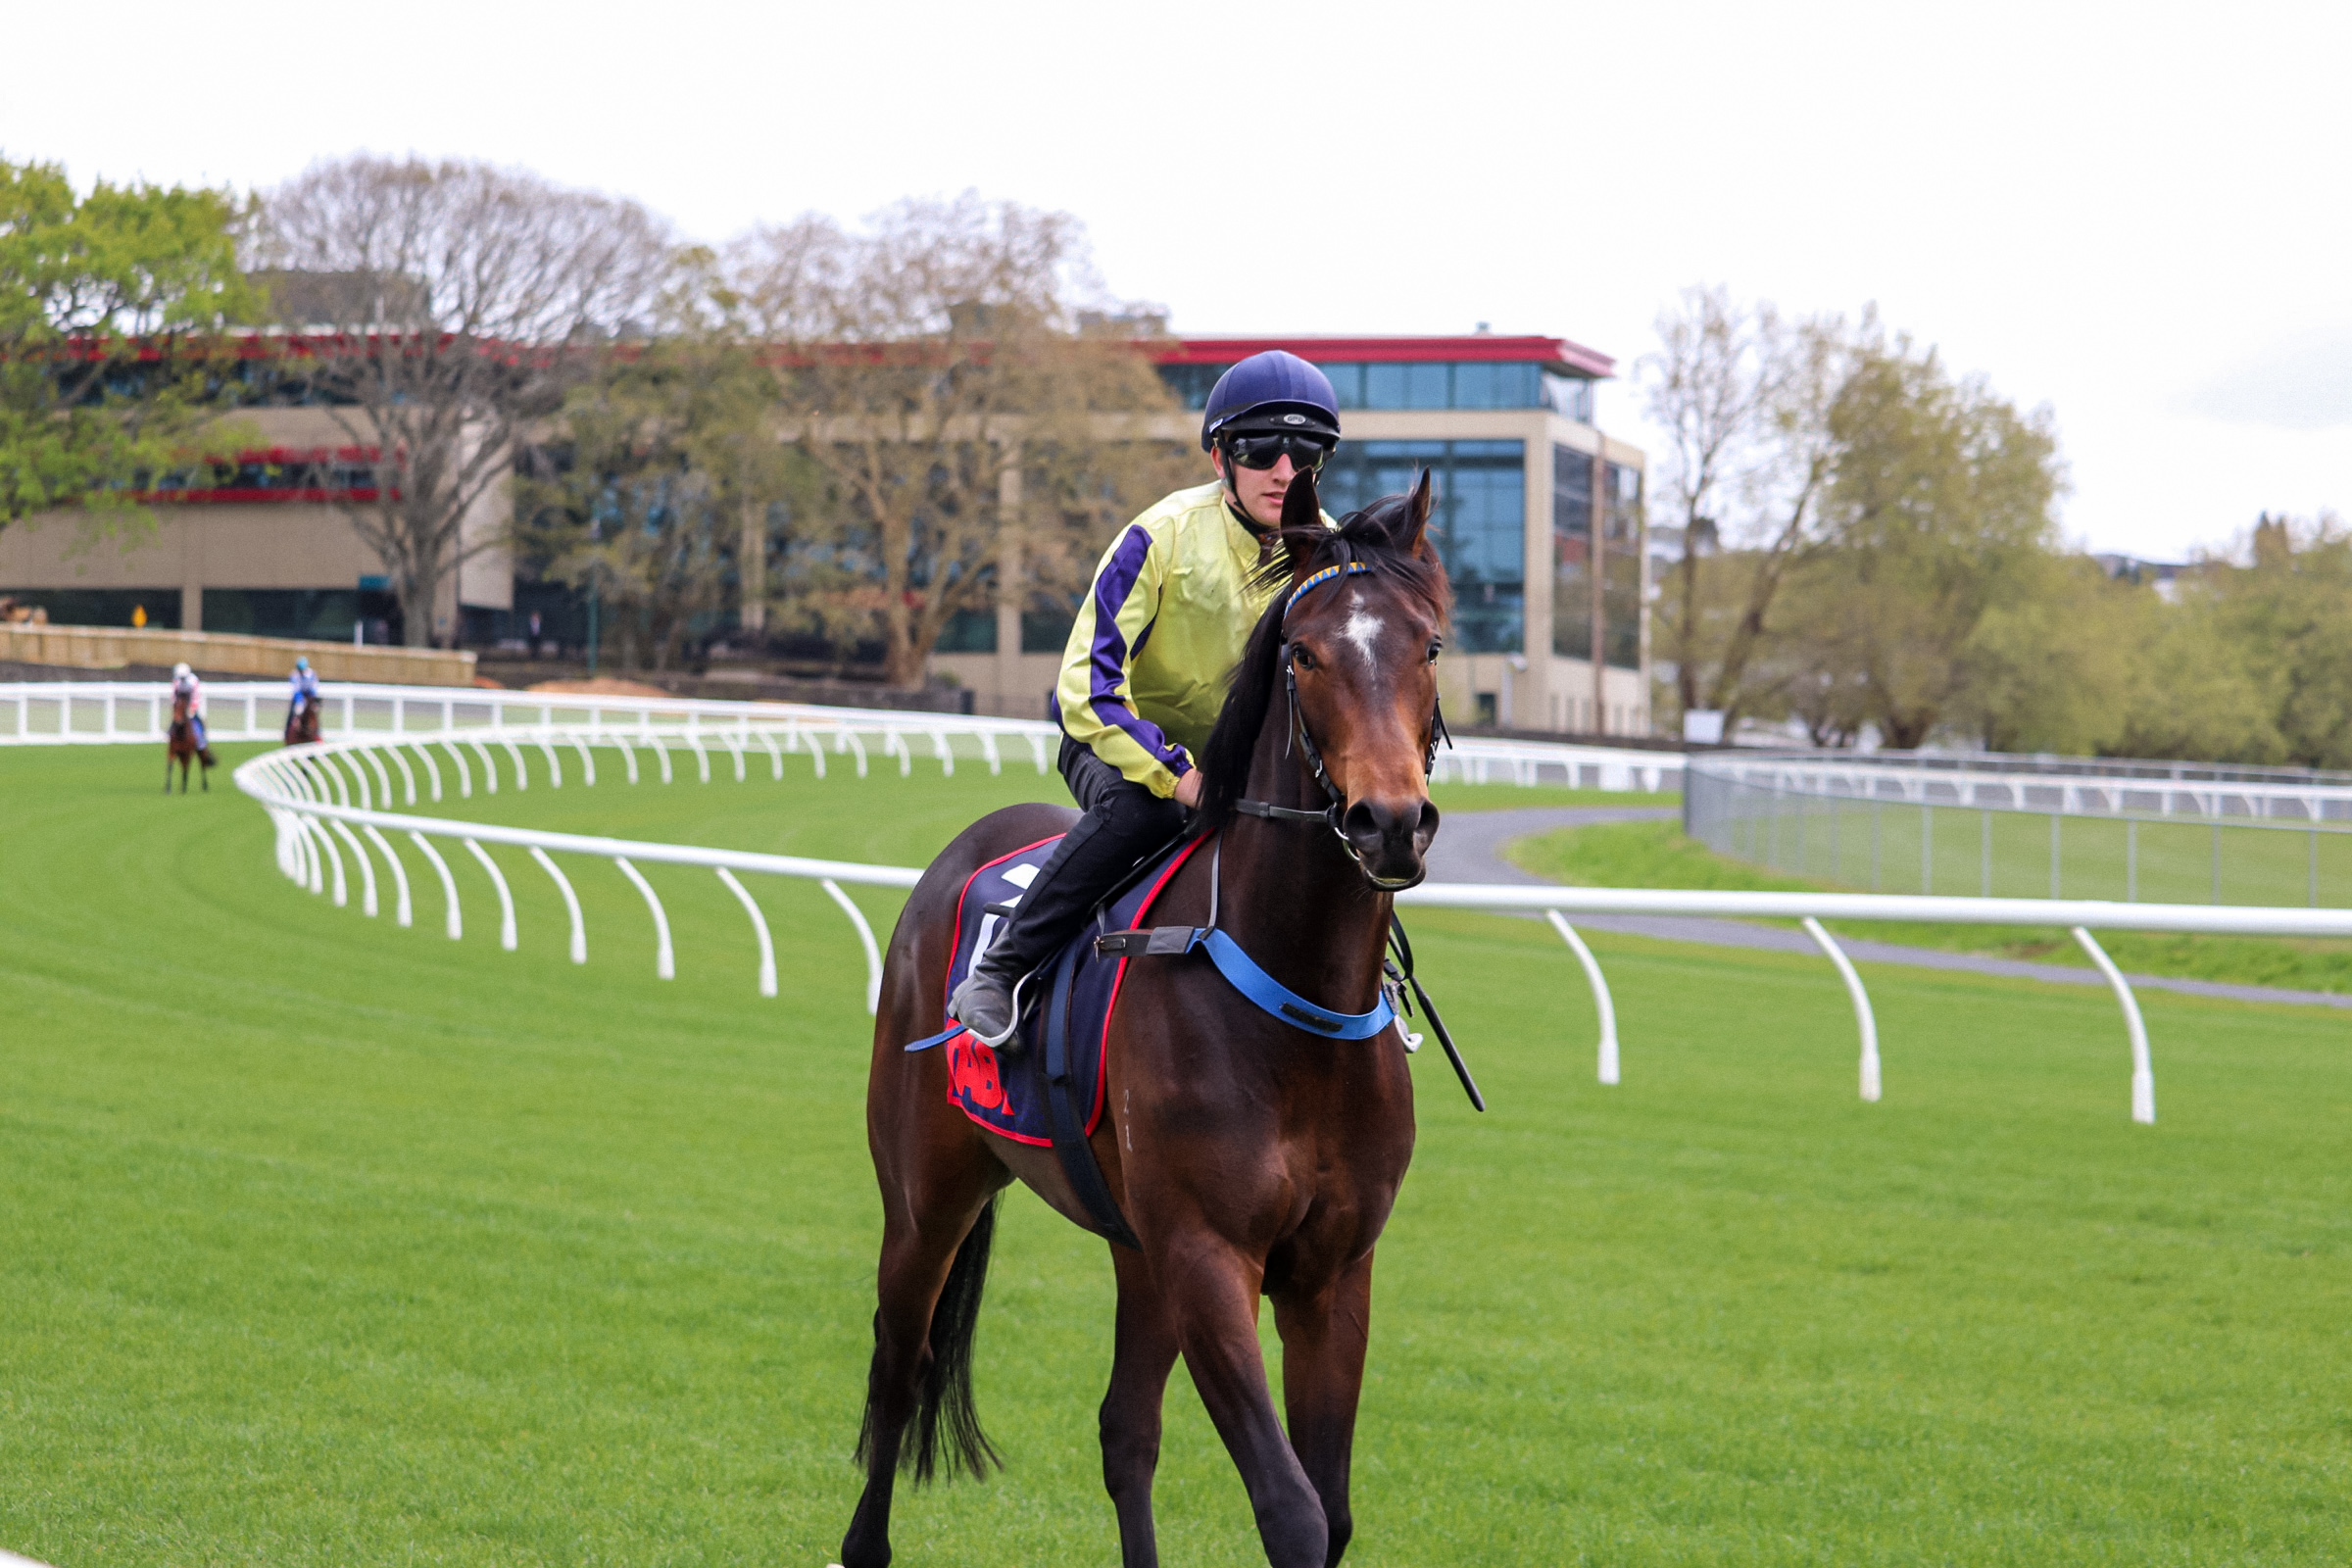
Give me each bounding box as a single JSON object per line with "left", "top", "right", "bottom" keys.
{"left": 0, "top": 679, "right": 1684, "bottom": 791}
{"left": 209, "top": 717, "right": 2352, "bottom": 1129}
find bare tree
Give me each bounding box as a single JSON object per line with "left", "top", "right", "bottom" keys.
{"left": 252, "top": 157, "right": 670, "bottom": 646}
{"left": 726, "top": 193, "right": 1185, "bottom": 687}
{"left": 1640, "top": 291, "right": 1858, "bottom": 731}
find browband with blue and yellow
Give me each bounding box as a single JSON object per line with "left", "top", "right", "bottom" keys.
{"left": 1284, "top": 560, "right": 1374, "bottom": 621}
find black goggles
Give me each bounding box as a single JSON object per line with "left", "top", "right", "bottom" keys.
{"left": 1223, "top": 431, "right": 1333, "bottom": 472}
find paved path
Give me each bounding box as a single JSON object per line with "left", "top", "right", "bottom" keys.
{"left": 1431, "top": 806, "right": 2352, "bottom": 1011}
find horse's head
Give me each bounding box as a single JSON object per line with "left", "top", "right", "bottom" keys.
{"left": 1202, "top": 468, "right": 1452, "bottom": 891}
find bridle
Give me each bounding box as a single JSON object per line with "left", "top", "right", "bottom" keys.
{"left": 1233, "top": 559, "right": 1451, "bottom": 879}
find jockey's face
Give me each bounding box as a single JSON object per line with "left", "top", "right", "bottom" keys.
{"left": 1212, "top": 447, "right": 1304, "bottom": 530}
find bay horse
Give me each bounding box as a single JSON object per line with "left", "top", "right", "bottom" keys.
{"left": 284, "top": 698, "right": 321, "bottom": 747}
{"left": 166, "top": 695, "right": 208, "bottom": 793}
{"left": 844, "top": 469, "right": 1450, "bottom": 1568}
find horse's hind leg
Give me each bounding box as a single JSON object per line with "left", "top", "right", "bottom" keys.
{"left": 1272, "top": 1250, "right": 1379, "bottom": 1566}
{"left": 840, "top": 1141, "right": 1004, "bottom": 1568}
{"left": 1101, "top": 1247, "right": 1181, "bottom": 1568}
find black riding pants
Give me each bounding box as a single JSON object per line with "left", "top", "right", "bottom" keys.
{"left": 982, "top": 737, "right": 1188, "bottom": 982}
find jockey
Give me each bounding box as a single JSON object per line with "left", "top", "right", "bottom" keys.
{"left": 287, "top": 656, "right": 320, "bottom": 719}
{"left": 171, "top": 662, "right": 212, "bottom": 760}
{"left": 948, "top": 350, "right": 1342, "bottom": 1046}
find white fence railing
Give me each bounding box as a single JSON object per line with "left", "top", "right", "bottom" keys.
{"left": 1692, "top": 750, "right": 2352, "bottom": 824}
{"left": 1, "top": 679, "right": 1683, "bottom": 791}
{"left": 212, "top": 720, "right": 2352, "bottom": 1131}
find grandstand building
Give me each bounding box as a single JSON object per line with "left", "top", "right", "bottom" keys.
{"left": 1, "top": 330, "right": 1646, "bottom": 733}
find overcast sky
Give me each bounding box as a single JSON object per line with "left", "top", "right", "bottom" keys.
{"left": 9, "top": 0, "right": 2345, "bottom": 559}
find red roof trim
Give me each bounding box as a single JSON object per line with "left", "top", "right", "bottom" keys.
{"left": 1155, "top": 334, "right": 1614, "bottom": 378}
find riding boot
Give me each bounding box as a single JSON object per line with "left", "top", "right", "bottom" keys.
{"left": 947, "top": 746, "right": 1187, "bottom": 1049}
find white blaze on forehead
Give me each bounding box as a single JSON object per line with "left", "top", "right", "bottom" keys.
{"left": 1341, "top": 591, "right": 1385, "bottom": 668}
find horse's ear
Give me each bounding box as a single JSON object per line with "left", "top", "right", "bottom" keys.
{"left": 1281, "top": 466, "right": 1323, "bottom": 535}
{"left": 1402, "top": 468, "right": 1435, "bottom": 554}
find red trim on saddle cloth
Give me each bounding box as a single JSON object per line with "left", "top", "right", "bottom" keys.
{"left": 935, "top": 832, "right": 1210, "bottom": 1145}
{"left": 1092, "top": 834, "right": 1209, "bottom": 1134}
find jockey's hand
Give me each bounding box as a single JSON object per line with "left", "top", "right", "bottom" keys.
{"left": 1174, "top": 768, "right": 1204, "bottom": 810}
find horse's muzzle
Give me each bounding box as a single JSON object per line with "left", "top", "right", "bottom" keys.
{"left": 1342, "top": 797, "right": 1440, "bottom": 891}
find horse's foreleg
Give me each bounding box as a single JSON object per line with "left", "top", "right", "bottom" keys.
{"left": 1272, "top": 1250, "right": 1377, "bottom": 1567}
{"left": 1102, "top": 1246, "right": 1181, "bottom": 1568}
{"left": 1166, "top": 1241, "right": 1327, "bottom": 1568}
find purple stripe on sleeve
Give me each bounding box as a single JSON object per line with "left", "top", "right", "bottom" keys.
{"left": 1085, "top": 524, "right": 1189, "bottom": 772}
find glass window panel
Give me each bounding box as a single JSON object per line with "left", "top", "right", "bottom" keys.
{"left": 1362, "top": 363, "right": 1407, "bottom": 408}
{"left": 1314, "top": 362, "right": 1364, "bottom": 410}
{"left": 1403, "top": 362, "right": 1448, "bottom": 409}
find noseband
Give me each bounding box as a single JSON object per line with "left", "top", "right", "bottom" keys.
{"left": 1233, "top": 560, "right": 1451, "bottom": 882}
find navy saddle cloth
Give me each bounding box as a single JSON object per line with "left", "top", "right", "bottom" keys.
{"left": 919, "top": 832, "right": 1207, "bottom": 1146}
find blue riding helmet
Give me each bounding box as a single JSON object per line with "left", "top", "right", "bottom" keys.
{"left": 294, "top": 657, "right": 309, "bottom": 671}
{"left": 1200, "top": 350, "right": 1341, "bottom": 451}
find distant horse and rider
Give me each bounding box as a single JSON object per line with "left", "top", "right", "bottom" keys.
{"left": 842, "top": 456, "right": 1471, "bottom": 1568}
{"left": 165, "top": 662, "right": 216, "bottom": 793}
{"left": 283, "top": 656, "right": 322, "bottom": 746}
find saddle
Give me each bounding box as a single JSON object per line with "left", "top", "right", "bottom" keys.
{"left": 906, "top": 832, "right": 1478, "bottom": 1250}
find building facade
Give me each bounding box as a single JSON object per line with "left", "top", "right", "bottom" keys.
{"left": 932, "top": 334, "right": 1651, "bottom": 734}
{"left": 4, "top": 332, "right": 1645, "bottom": 734}
{"left": 0, "top": 404, "right": 511, "bottom": 649}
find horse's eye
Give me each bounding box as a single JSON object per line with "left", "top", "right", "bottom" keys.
{"left": 1426, "top": 640, "right": 1443, "bottom": 663}
{"left": 1294, "top": 646, "right": 1318, "bottom": 672}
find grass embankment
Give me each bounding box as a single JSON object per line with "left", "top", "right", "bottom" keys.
{"left": 2, "top": 744, "right": 2348, "bottom": 1564}
{"left": 1512, "top": 816, "right": 2352, "bottom": 993}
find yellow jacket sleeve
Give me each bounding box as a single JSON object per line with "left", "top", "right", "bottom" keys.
{"left": 1054, "top": 521, "right": 1191, "bottom": 797}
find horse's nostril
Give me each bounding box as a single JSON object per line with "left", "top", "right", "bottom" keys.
{"left": 1415, "top": 801, "right": 1441, "bottom": 842}
{"left": 1343, "top": 802, "right": 1383, "bottom": 845}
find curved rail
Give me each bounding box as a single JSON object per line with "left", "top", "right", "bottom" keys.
{"left": 215, "top": 718, "right": 2352, "bottom": 1125}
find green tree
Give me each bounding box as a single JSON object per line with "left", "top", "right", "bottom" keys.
{"left": 2204, "top": 514, "right": 2352, "bottom": 766}
{"left": 517, "top": 333, "right": 807, "bottom": 672}
{"left": 1788, "top": 335, "right": 2065, "bottom": 748}
{"left": 0, "top": 156, "right": 257, "bottom": 533}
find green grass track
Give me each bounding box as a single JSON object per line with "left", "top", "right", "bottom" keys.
{"left": 3, "top": 743, "right": 2349, "bottom": 1564}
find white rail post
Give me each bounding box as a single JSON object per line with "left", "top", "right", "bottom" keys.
{"left": 1544, "top": 911, "right": 1620, "bottom": 1085}
{"left": 535, "top": 734, "right": 563, "bottom": 787}
{"left": 821, "top": 877, "right": 884, "bottom": 1015}
{"left": 566, "top": 732, "right": 594, "bottom": 785}
{"left": 528, "top": 847, "right": 587, "bottom": 964}
{"left": 721, "top": 731, "right": 745, "bottom": 783}
{"left": 1800, "top": 916, "right": 1882, "bottom": 1102}
{"left": 464, "top": 839, "right": 518, "bottom": 952}
{"left": 361, "top": 824, "right": 413, "bottom": 927}
{"left": 329, "top": 818, "right": 378, "bottom": 916}
{"left": 467, "top": 737, "right": 498, "bottom": 793}
{"left": 361, "top": 746, "right": 395, "bottom": 808}
{"left": 2070, "top": 926, "right": 2155, "bottom": 1125}
{"left": 759, "top": 726, "right": 783, "bottom": 780}
{"left": 384, "top": 743, "right": 417, "bottom": 806}
{"left": 686, "top": 729, "right": 710, "bottom": 783}
{"left": 715, "top": 868, "right": 778, "bottom": 997}
{"left": 612, "top": 731, "right": 640, "bottom": 785}
{"left": 614, "top": 858, "right": 675, "bottom": 980}
{"left": 501, "top": 735, "right": 530, "bottom": 790}
{"left": 435, "top": 739, "right": 468, "bottom": 798}
{"left": 408, "top": 831, "right": 463, "bottom": 939}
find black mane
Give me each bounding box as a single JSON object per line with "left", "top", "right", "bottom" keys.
{"left": 1196, "top": 478, "right": 1450, "bottom": 831}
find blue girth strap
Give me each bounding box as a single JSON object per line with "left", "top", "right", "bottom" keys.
{"left": 1094, "top": 925, "right": 1397, "bottom": 1039}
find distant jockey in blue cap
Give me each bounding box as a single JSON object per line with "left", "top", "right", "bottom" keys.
{"left": 288, "top": 656, "right": 319, "bottom": 723}
{"left": 948, "top": 350, "right": 1344, "bottom": 1047}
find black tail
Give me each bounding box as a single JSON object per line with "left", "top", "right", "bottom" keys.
{"left": 855, "top": 1196, "right": 1003, "bottom": 1484}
